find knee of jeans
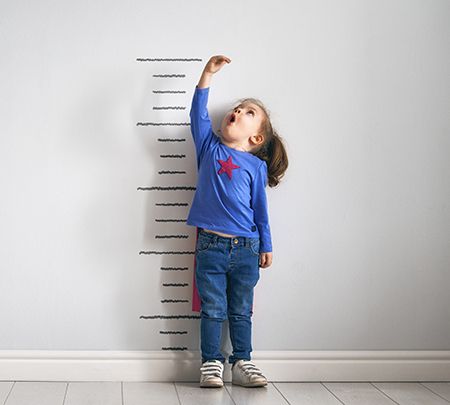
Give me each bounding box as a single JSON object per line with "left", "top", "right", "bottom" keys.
{"left": 201, "top": 306, "right": 228, "bottom": 321}
{"left": 227, "top": 296, "right": 253, "bottom": 315}
{"left": 227, "top": 310, "right": 252, "bottom": 321}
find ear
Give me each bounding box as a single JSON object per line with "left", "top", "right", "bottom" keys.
{"left": 251, "top": 134, "right": 264, "bottom": 146}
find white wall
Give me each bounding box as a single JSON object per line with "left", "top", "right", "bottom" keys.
{"left": 0, "top": 0, "right": 449, "bottom": 352}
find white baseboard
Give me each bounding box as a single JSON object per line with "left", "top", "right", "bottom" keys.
{"left": 1, "top": 350, "right": 449, "bottom": 382}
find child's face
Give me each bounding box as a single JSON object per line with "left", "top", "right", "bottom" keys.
{"left": 219, "top": 102, "right": 265, "bottom": 149}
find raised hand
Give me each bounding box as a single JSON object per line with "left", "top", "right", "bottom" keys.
{"left": 197, "top": 55, "right": 232, "bottom": 88}
{"left": 204, "top": 55, "right": 232, "bottom": 74}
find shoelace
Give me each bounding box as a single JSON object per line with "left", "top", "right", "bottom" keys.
{"left": 200, "top": 361, "right": 223, "bottom": 378}
{"left": 236, "top": 361, "right": 265, "bottom": 377}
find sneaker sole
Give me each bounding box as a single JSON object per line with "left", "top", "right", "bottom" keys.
{"left": 200, "top": 380, "right": 224, "bottom": 388}
{"left": 232, "top": 379, "right": 268, "bottom": 387}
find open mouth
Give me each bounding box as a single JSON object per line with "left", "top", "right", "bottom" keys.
{"left": 228, "top": 113, "right": 236, "bottom": 124}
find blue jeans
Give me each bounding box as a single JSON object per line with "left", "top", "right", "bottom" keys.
{"left": 194, "top": 228, "right": 261, "bottom": 365}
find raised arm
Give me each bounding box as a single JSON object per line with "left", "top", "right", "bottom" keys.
{"left": 189, "top": 55, "right": 231, "bottom": 167}
{"left": 189, "top": 85, "right": 214, "bottom": 167}
{"left": 197, "top": 69, "right": 212, "bottom": 89}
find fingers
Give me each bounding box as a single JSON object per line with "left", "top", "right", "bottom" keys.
{"left": 211, "top": 55, "right": 231, "bottom": 66}
{"left": 259, "top": 253, "right": 272, "bottom": 268}
{"left": 215, "top": 55, "right": 231, "bottom": 63}
{"left": 259, "top": 254, "right": 267, "bottom": 268}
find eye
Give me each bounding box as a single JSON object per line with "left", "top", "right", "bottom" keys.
{"left": 247, "top": 110, "right": 255, "bottom": 115}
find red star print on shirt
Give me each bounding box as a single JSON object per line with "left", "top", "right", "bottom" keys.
{"left": 217, "top": 156, "right": 240, "bottom": 180}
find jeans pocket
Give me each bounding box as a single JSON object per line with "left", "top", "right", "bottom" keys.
{"left": 196, "top": 236, "right": 213, "bottom": 253}
{"left": 249, "top": 239, "right": 260, "bottom": 256}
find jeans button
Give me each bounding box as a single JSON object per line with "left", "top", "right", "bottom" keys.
{"left": 233, "top": 238, "right": 238, "bottom": 244}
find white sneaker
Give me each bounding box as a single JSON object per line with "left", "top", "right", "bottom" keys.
{"left": 231, "top": 359, "right": 268, "bottom": 387}
{"left": 200, "top": 359, "right": 224, "bottom": 388}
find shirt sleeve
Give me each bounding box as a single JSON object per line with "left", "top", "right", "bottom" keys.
{"left": 189, "top": 86, "right": 218, "bottom": 168}
{"left": 250, "top": 161, "right": 273, "bottom": 253}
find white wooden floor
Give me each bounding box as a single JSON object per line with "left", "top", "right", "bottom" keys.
{"left": 1, "top": 381, "right": 450, "bottom": 404}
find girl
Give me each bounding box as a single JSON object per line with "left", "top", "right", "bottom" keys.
{"left": 186, "top": 55, "right": 288, "bottom": 388}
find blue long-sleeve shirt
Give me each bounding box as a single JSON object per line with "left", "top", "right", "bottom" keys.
{"left": 186, "top": 85, "right": 273, "bottom": 253}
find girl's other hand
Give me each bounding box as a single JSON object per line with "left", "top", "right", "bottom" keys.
{"left": 259, "top": 252, "right": 273, "bottom": 268}
{"left": 204, "top": 55, "right": 231, "bottom": 74}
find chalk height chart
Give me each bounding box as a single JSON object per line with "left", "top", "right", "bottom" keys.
{"left": 136, "top": 57, "right": 202, "bottom": 352}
